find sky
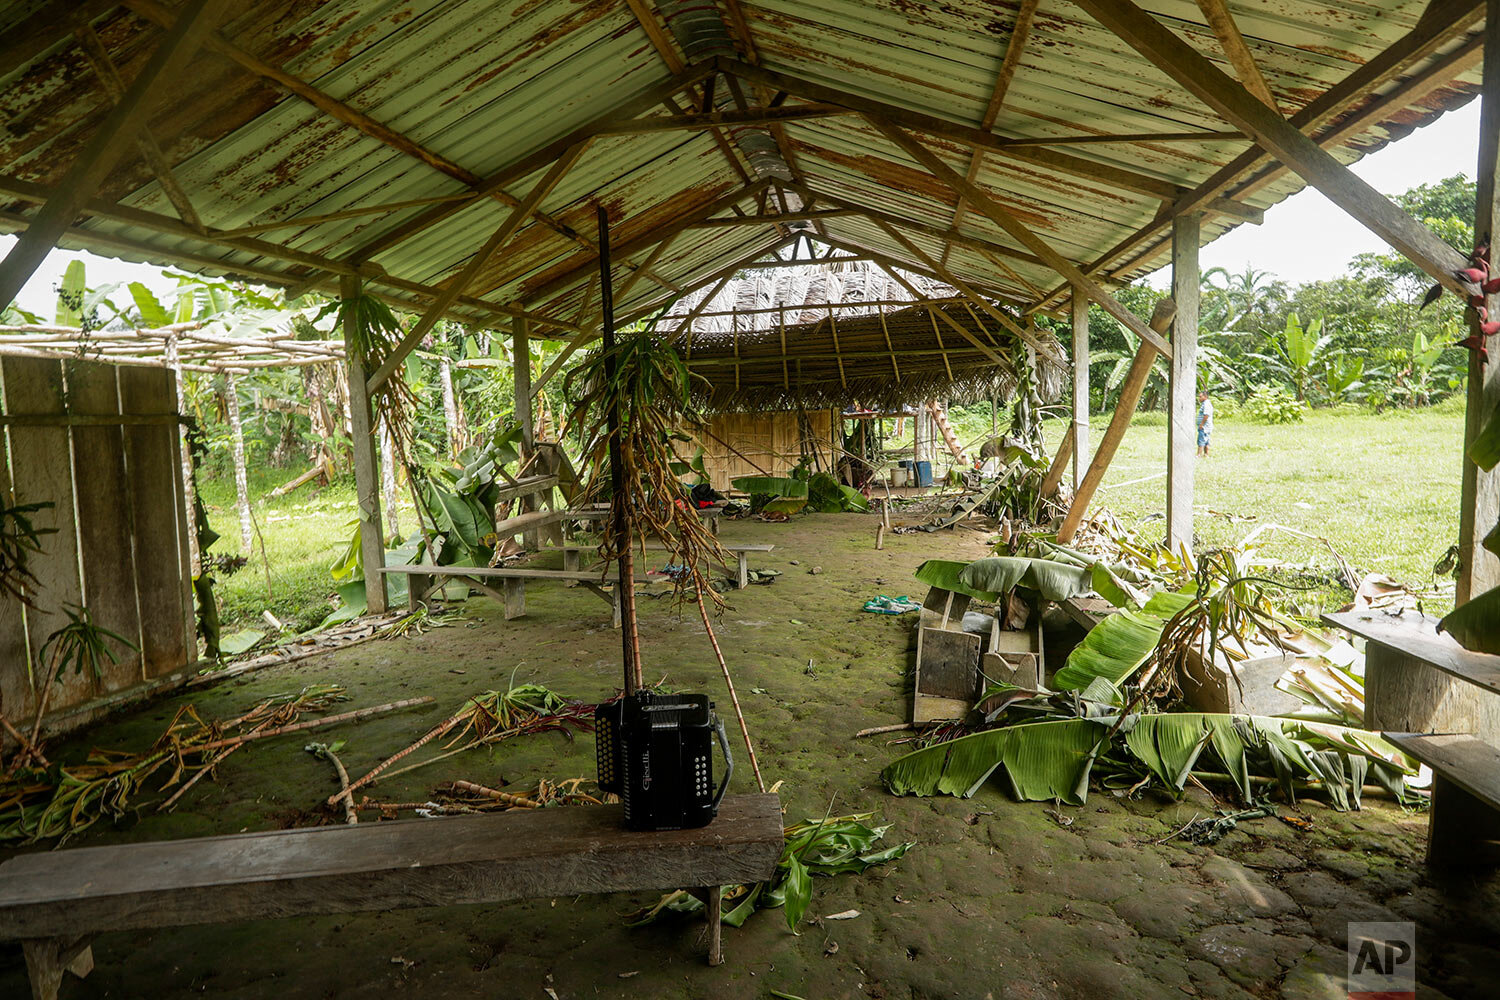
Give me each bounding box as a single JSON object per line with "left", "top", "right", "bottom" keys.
{"left": 0, "top": 99, "right": 1484, "bottom": 317}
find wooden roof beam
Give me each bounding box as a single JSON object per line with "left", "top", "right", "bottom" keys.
{"left": 718, "top": 57, "right": 1263, "bottom": 223}
{"left": 864, "top": 258, "right": 1009, "bottom": 369}
{"left": 73, "top": 23, "right": 204, "bottom": 232}
{"left": 1073, "top": 0, "right": 1471, "bottom": 296}
{"left": 1194, "top": 0, "right": 1280, "bottom": 113}
{"left": 367, "top": 142, "right": 590, "bottom": 391}
{"left": 1029, "top": 0, "right": 1486, "bottom": 310}
{"left": 0, "top": 0, "right": 220, "bottom": 310}
{"left": 947, "top": 0, "right": 1040, "bottom": 260}
{"left": 867, "top": 116, "right": 1173, "bottom": 358}
{"left": 520, "top": 179, "right": 772, "bottom": 309}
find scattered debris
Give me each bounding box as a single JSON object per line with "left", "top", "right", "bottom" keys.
{"left": 825, "top": 909, "right": 860, "bottom": 920}
{"left": 862, "top": 595, "right": 920, "bottom": 615}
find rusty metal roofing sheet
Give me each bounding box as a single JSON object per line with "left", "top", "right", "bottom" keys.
{"left": 0, "top": 0, "right": 1486, "bottom": 336}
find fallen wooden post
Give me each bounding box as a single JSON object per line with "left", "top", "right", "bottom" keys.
{"left": 1057, "top": 298, "right": 1177, "bottom": 543}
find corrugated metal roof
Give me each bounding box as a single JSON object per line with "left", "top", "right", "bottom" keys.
{"left": 0, "top": 0, "right": 1485, "bottom": 336}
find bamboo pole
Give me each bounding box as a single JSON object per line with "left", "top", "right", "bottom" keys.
{"left": 192, "top": 697, "right": 434, "bottom": 754}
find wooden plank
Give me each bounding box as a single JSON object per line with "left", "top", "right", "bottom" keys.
{"left": 1070, "top": 290, "right": 1088, "bottom": 492}
{"left": 1057, "top": 299, "right": 1178, "bottom": 542}
{"left": 378, "top": 565, "right": 603, "bottom": 582}
{"left": 341, "top": 276, "right": 387, "bottom": 615}
{"left": 0, "top": 794, "right": 784, "bottom": 939}
{"left": 1167, "top": 214, "right": 1200, "bottom": 553}
{"left": 1193, "top": 0, "right": 1279, "bottom": 112}
{"left": 65, "top": 360, "right": 143, "bottom": 691}
{"left": 868, "top": 118, "right": 1174, "bottom": 359}
{"left": 0, "top": 0, "right": 219, "bottom": 307}
{"left": 1322, "top": 611, "right": 1500, "bottom": 696}
{"left": 0, "top": 411, "right": 27, "bottom": 726}
{"left": 1386, "top": 733, "right": 1500, "bottom": 809}
{"left": 2, "top": 357, "right": 89, "bottom": 712}
{"left": 118, "top": 366, "right": 190, "bottom": 677}
{"left": 1072, "top": 0, "right": 1470, "bottom": 295}
{"left": 1459, "top": 0, "right": 1500, "bottom": 604}
{"left": 914, "top": 626, "right": 982, "bottom": 723}
{"left": 492, "top": 508, "right": 563, "bottom": 537}
{"left": 490, "top": 475, "right": 558, "bottom": 506}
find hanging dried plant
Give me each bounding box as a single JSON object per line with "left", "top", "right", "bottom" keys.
{"left": 318, "top": 294, "right": 417, "bottom": 464}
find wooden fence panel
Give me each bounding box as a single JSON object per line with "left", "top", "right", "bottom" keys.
{"left": 118, "top": 367, "right": 190, "bottom": 678}
{"left": 67, "top": 360, "right": 144, "bottom": 693}
{"left": 1, "top": 357, "right": 91, "bottom": 711}
{"left": 0, "top": 423, "right": 30, "bottom": 724}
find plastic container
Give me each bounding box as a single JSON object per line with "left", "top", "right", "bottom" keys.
{"left": 891, "top": 466, "right": 909, "bottom": 488}
{"left": 914, "top": 460, "right": 933, "bottom": 487}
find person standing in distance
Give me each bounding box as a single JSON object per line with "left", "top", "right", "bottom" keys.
{"left": 1197, "top": 390, "right": 1214, "bottom": 457}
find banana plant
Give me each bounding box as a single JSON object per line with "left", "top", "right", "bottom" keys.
{"left": 1247, "top": 312, "right": 1331, "bottom": 402}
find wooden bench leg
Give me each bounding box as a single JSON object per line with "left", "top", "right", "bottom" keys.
{"left": 737, "top": 554, "right": 749, "bottom": 590}
{"left": 1427, "top": 773, "right": 1500, "bottom": 865}
{"left": 23, "top": 937, "right": 92, "bottom": 1000}
{"left": 706, "top": 885, "right": 723, "bottom": 966}
{"left": 564, "top": 549, "right": 581, "bottom": 573}
{"left": 503, "top": 578, "right": 526, "bottom": 620}
{"left": 407, "top": 572, "right": 431, "bottom": 612}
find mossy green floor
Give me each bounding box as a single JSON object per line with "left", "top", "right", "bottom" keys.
{"left": 3, "top": 517, "right": 1496, "bottom": 999}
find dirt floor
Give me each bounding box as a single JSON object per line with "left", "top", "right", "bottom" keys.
{"left": 3, "top": 515, "right": 1498, "bottom": 1000}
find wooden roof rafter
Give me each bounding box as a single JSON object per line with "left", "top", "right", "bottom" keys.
{"left": 0, "top": 320, "right": 345, "bottom": 375}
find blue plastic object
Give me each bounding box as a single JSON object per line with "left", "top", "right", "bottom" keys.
{"left": 914, "top": 460, "right": 933, "bottom": 487}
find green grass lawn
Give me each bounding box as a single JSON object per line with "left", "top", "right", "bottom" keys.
{"left": 197, "top": 463, "right": 414, "bottom": 633}
{"left": 1047, "top": 400, "right": 1467, "bottom": 614}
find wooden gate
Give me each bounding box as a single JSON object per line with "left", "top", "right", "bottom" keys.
{"left": 0, "top": 355, "right": 195, "bottom": 734}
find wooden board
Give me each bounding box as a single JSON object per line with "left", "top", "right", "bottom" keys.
{"left": 0, "top": 415, "right": 27, "bottom": 725}
{"left": 1323, "top": 610, "right": 1500, "bottom": 695}
{"left": 118, "top": 367, "right": 189, "bottom": 677}
{"left": 2, "top": 357, "right": 89, "bottom": 713}
{"left": 914, "top": 625, "right": 981, "bottom": 723}
{"left": 0, "top": 794, "right": 784, "bottom": 939}
{"left": 1386, "top": 733, "right": 1500, "bottom": 809}
{"left": 65, "top": 360, "right": 143, "bottom": 692}
{"left": 380, "top": 565, "right": 605, "bottom": 582}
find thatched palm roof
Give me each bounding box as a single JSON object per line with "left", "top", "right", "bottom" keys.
{"left": 682, "top": 298, "right": 1064, "bottom": 413}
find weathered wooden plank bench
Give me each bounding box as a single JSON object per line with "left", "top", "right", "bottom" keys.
{"left": 380, "top": 564, "right": 622, "bottom": 625}
{"left": 0, "top": 794, "right": 784, "bottom": 998}
{"left": 561, "top": 542, "right": 775, "bottom": 589}
{"left": 1323, "top": 611, "right": 1500, "bottom": 867}
{"left": 1386, "top": 732, "right": 1500, "bottom": 865}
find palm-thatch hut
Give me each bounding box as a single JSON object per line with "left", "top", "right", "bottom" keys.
{"left": 656, "top": 252, "right": 1065, "bottom": 489}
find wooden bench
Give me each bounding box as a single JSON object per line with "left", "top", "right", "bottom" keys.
{"left": 0, "top": 794, "right": 783, "bottom": 998}
{"left": 1386, "top": 732, "right": 1500, "bottom": 866}
{"left": 380, "top": 564, "right": 622, "bottom": 626}
{"left": 1323, "top": 611, "right": 1500, "bottom": 867}
{"left": 561, "top": 542, "right": 775, "bottom": 589}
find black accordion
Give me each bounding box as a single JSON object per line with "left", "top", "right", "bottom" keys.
{"left": 595, "top": 691, "right": 732, "bottom": 831}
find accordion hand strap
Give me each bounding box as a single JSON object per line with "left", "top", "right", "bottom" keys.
{"left": 711, "top": 716, "right": 733, "bottom": 811}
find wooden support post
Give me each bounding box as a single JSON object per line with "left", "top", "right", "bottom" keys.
{"left": 0, "top": 0, "right": 219, "bottom": 308}
{"left": 600, "top": 207, "right": 641, "bottom": 691}
{"left": 513, "top": 315, "right": 540, "bottom": 549}
{"left": 1168, "top": 214, "right": 1200, "bottom": 554}
{"left": 1058, "top": 299, "right": 1177, "bottom": 543}
{"left": 1070, "top": 290, "right": 1089, "bottom": 492}
{"left": 224, "top": 372, "right": 252, "bottom": 551}
{"left": 1039, "top": 431, "right": 1075, "bottom": 499}
{"left": 1459, "top": 0, "right": 1500, "bottom": 604}
{"left": 341, "top": 276, "right": 387, "bottom": 615}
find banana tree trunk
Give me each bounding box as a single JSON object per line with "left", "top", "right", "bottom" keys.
{"left": 224, "top": 372, "right": 253, "bottom": 552}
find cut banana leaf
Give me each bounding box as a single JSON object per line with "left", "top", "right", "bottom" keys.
{"left": 882, "top": 718, "right": 1109, "bottom": 804}
{"left": 958, "top": 556, "right": 1091, "bottom": 601}
{"left": 731, "top": 475, "right": 808, "bottom": 498}
{"left": 1050, "top": 591, "right": 1193, "bottom": 692}
{"left": 1438, "top": 586, "right": 1500, "bottom": 655}
{"left": 913, "top": 559, "right": 1001, "bottom": 602}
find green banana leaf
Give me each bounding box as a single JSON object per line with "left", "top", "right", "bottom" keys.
{"left": 1438, "top": 586, "right": 1500, "bottom": 655}
{"left": 762, "top": 496, "right": 808, "bottom": 514}
{"left": 1469, "top": 401, "right": 1500, "bottom": 471}
{"left": 882, "top": 718, "right": 1109, "bottom": 804}
{"left": 959, "top": 556, "right": 1092, "bottom": 602}
{"left": 914, "top": 559, "right": 1001, "bottom": 602}
{"left": 421, "top": 481, "right": 494, "bottom": 564}
{"left": 1050, "top": 591, "right": 1194, "bottom": 692}
{"left": 881, "top": 712, "right": 1411, "bottom": 810}
{"left": 731, "top": 475, "right": 809, "bottom": 498}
